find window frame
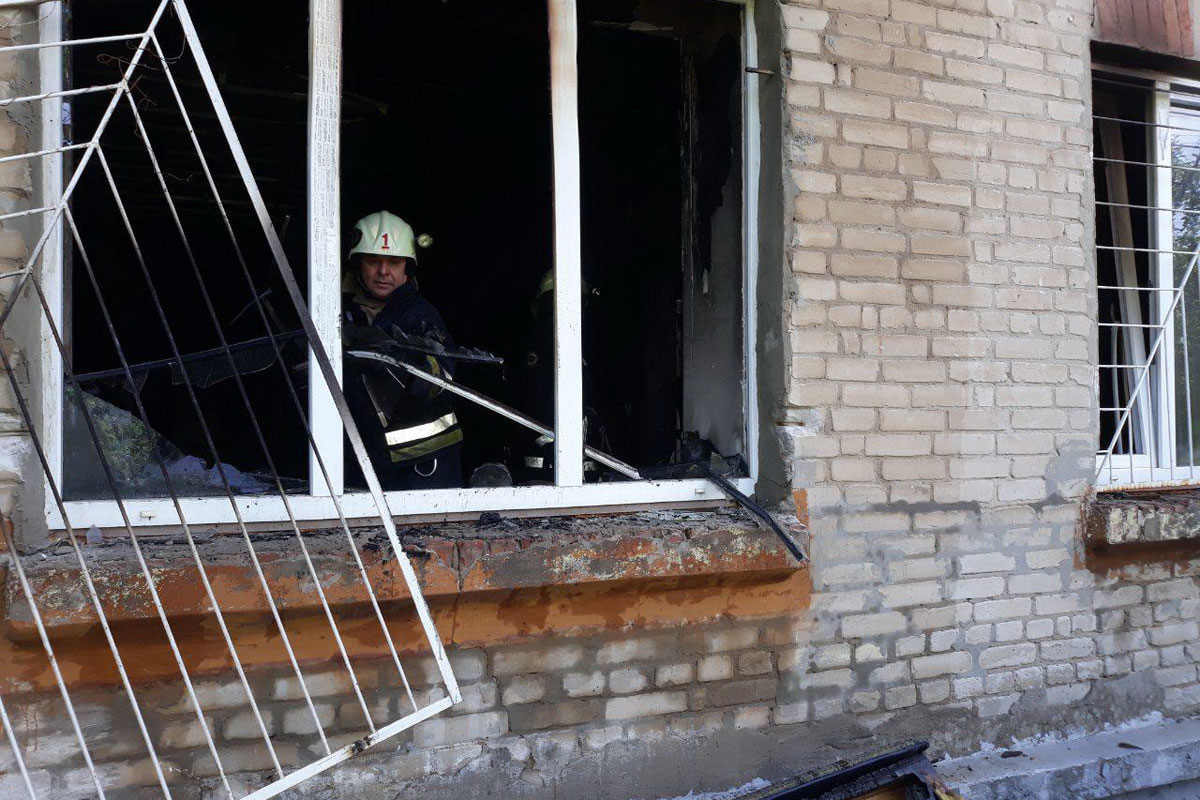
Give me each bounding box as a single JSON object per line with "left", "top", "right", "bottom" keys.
{"left": 45, "top": 0, "right": 762, "bottom": 529}
{"left": 1095, "top": 65, "right": 1200, "bottom": 490}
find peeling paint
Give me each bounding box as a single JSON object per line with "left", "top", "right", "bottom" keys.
{"left": 0, "top": 512, "right": 809, "bottom": 691}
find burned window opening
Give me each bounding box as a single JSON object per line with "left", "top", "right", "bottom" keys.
{"left": 339, "top": 0, "right": 745, "bottom": 491}
{"left": 62, "top": 0, "right": 749, "bottom": 502}
{"left": 64, "top": 0, "right": 314, "bottom": 499}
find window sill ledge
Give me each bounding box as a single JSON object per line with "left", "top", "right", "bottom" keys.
{"left": 1086, "top": 489, "right": 1200, "bottom": 546}
{"left": 4, "top": 509, "right": 806, "bottom": 636}
{"left": 50, "top": 478, "right": 757, "bottom": 531}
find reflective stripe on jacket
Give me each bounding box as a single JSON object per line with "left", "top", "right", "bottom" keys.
{"left": 343, "top": 283, "right": 462, "bottom": 467}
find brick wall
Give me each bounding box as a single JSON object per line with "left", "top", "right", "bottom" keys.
{"left": 786, "top": 0, "right": 1094, "bottom": 509}
{"left": 0, "top": 8, "right": 36, "bottom": 534}
{"left": 783, "top": 0, "right": 1200, "bottom": 750}
{"left": 1, "top": 618, "right": 810, "bottom": 799}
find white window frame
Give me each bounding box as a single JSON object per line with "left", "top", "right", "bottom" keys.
{"left": 1095, "top": 66, "right": 1200, "bottom": 490}
{"left": 45, "top": 0, "right": 761, "bottom": 529}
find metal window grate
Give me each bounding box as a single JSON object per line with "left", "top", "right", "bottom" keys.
{"left": 1095, "top": 72, "right": 1200, "bottom": 491}
{"left": 0, "top": 1, "right": 459, "bottom": 798}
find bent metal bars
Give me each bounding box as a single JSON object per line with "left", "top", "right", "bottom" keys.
{"left": 0, "top": 1, "right": 459, "bottom": 798}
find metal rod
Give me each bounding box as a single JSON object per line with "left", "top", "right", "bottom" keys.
{"left": 0, "top": 205, "right": 54, "bottom": 222}
{"left": 0, "top": 521, "right": 107, "bottom": 800}
{"left": 1099, "top": 321, "right": 1166, "bottom": 328}
{"left": 0, "top": 142, "right": 86, "bottom": 166}
{"left": 0, "top": 32, "right": 142, "bottom": 53}
{"left": 120, "top": 85, "right": 378, "bottom": 735}
{"left": 74, "top": 328, "right": 305, "bottom": 384}
{"left": 1097, "top": 200, "right": 1200, "bottom": 218}
{"left": 1098, "top": 244, "right": 1200, "bottom": 256}
{"left": 63, "top": 206, "right": 285, "bottom": 779}
{"left": 0, "top": 81, "right": 120, "bottom": 108}
{"left": 1094, "top": 73, "right": 1200, "bottom": 96}
{"left": 1097, "top": 285, "right": 1179, "bottom": 291}
{"left": 150, "top": 32, "right": 420, "bottom": 714}
{"left": 1096, "top": 154, "right": 1200, "bottom": 175}
{"left": 173, "top": 0, "right": 462, "bottom": 706}
{"left": 1093, "top": 112, "right": 1200, "bottom": 134}
{"left": 239, "top": 697, "right": 454, "bottom": 800}
{"left": 0, "top": 690, "right": 39, "bottom": 800}
{"left": 347, "top": 350, "right": 643, "bottom": 480}
{"left": 93, "top": 142, "right": 335, "bottom": 754}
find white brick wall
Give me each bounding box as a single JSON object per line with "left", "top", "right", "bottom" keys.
{"left": 0, "top": 10, "right": 32, "bottom": 531}
{"left": 780, "top": 0, "right": 1200, "bottom": 737}
{"left": 786, "top": 0, "right": 1093, "bottom": 506}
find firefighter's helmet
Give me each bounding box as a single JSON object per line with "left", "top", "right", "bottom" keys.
{"left": 348, "top": 211, "right": 418, "bottom": 263}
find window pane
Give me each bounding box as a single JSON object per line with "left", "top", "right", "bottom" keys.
{"left": 340, "top": 0, "right": 555, "bottom": 492}
{"left": 1094, "top": 76, "right": 1156, "bottom": 461}
{"left": 63, "top": 0, "right": 311, "bottom": 499}
{"left": 579, "top": 0, "right": 744, "bottom": 477}
{"left": 1172, "top": 100, "right": 1200, "bottom": 467}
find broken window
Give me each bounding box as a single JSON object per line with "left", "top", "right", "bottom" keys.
{"left": 53, "top": 0, "right": 763, "bottom": 522}
{"left": 338, "top": 0, "right": 746, "bottom": 489}
{"left": 1095, "top": 70, "right": 1200, "bottom": 489}
{"left": 0, "top": 3, "right": 463, "bottom": 797}
{"left": 61, "top": 0, "right": 313, "bottom": 500}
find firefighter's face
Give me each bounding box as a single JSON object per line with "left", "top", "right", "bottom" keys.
{"left": 360, "top": 254, "right": 408, "bottom": 300}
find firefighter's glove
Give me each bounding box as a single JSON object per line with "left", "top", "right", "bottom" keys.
{"left": 344, "top": 323, "right": 397, "bottom": 376}
{"left": 343, "top": 322, "right": 390, "bottom": 350}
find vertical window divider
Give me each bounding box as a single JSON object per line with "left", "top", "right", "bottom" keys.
{"left": 742, "top": 0, "right": 760, "bottom": 483}
{"left": 307, "top": 0, "right": 344, "bottom": 497}
{"left": 548, "top": 0, "right": 584, "bottom": 488}
{"left": 1152, "top": 82, "right": 1176, "bottom": 478}
{"left": 40, "top": 1, "right": 65, "bottom": 502}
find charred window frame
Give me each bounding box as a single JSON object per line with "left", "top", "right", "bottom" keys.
{"left": 43, "top": 0, "right": 768, "bottom": 529}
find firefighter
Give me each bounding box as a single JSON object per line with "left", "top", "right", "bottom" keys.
{"left": 341, "top": 210, "right": 463, "bottom": 490}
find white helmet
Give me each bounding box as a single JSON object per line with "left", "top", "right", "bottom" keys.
{"left": 349, "top": 210, "right": 418, "bottom": 263}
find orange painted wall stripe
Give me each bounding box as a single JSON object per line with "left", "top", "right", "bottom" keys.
{"left": 0, "top": 568, "right": 811, "bottom": 693}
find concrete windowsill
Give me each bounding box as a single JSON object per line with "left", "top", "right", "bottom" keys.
{"left": 2, "top": 508, "right": 806, "bottom": 635}
{"left": 1086, "top": 490, "right": 1200, "bottom": 548}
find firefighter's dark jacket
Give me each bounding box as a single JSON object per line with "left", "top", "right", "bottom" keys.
{"left": 342, "top": 282, "right": 462, "bottom": 468}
